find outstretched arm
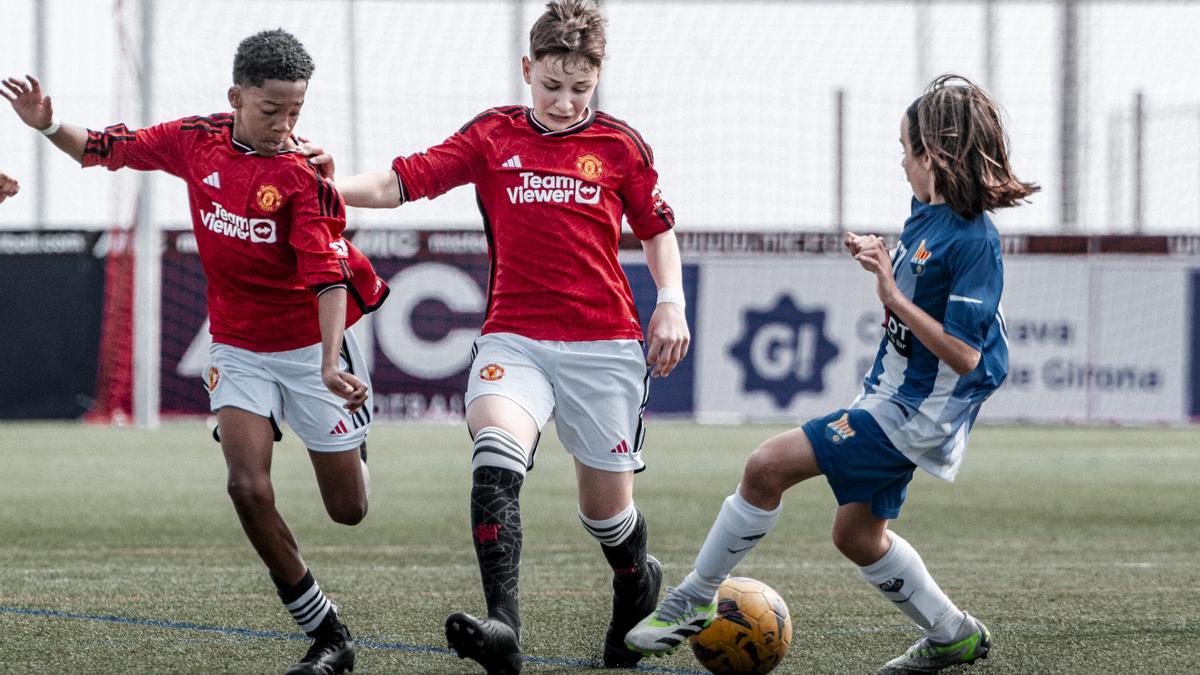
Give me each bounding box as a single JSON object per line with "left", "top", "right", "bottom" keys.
{"left": 306, "top": 128, "right": 482, "bottom": 210}
{"left": 301, "top": 144, "right": 401, "bottom": 208}
{"left": 641, "top": 229, "right": 691, "bottom": 378}
{"left": 336, "top": 170, "right": 402, "bottom": 209}
{"left": 2, "top": 76, "right": 88, "bottom": 163}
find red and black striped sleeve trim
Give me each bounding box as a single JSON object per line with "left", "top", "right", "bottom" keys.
{"left": 180, "top": 113, "right": 234, "bottom": 134}
{"left": 655, "top": 200, "right": 676, "bottom": 230}
{"left": 310, "top": 258, "right": 352, "bottom": 294}
{"left": 595, "top": 112, "right": 653, "bottom": 168}
{"left": 457, "top": 106, "right": 526, "bottom": 135}
{"left": 314, "top": 174, "right": 344, "bottom": 219}
{"left": 394, "top": 169, "right": 409, "bottom": 205}
{"left": 82, "top": 123, "right": 137, "bottom": 159}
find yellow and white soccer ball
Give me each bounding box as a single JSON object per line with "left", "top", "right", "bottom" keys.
{"left": 689, "top": 576, "right": 792, "bottom": 674}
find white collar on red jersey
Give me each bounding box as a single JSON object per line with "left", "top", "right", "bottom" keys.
{"left": 230, "top": 134, "right": 304, "bottom": 157}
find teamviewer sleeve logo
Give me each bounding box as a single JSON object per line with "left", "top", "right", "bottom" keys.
{"left": 728, "top": 295, "right": 841, "bottom": 408}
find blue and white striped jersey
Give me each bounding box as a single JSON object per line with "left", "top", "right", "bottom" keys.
{"left": 851, "top": 198, "right": 1009, "bottom": 481}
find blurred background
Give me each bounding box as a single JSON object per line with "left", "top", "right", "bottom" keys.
{"left": 2, "top": 0, "right": 1200, "bottom": 233}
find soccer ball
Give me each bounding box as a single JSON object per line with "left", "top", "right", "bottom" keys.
{"left": 689, "top": 577, "right": 792, "bottom": 674}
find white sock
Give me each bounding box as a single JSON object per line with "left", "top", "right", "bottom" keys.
{"left": 578, "top": 501, "right": 638, "bottom": 546}
{"left": 361, "top": 459, "right": 371, "bottom": 499}
{"left": 678, "top": 487, "right": 782, "bottom": 604}
{"left": 858, "top": 532, "right": 965, "bottom": 642}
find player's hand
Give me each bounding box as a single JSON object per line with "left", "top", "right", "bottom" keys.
{"left": 1, "top": 75, "right": 54, "bottom": 130}
{"left": 0, "top": 172, "right": 18, "bottom": 204}
{"left": 300, "top": 142, "right": 336, "bottom": 180}
{"left": 645, "top": 302, "right": 690, "bottom": 378}
{"left": 851, "top": 235, "right": 899, "bottom": 306}
{"left": 323, "top": 367, "right": 369, "bottom": 412}
{"left": 844, "top": 231, "right": 865, "bottom": 256}
{"left": 848, "top": 233, "right": 886, "bottom": 270}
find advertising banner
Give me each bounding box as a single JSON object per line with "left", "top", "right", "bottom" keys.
{"left": 0, "top": 232, "right": 105, "bottom": 419}
{"left": 1, "top": 230, "right": 1197, "bottom": 424}
{"left": 693, "top": 256, "right": 1195, "bottom": 424}
{"left": 987, "top": 259, "right": 1190, "bottom": 423}
{"left": 161, "top": 230, "right": 699, "bottom": 419}
{"left": 694, "top": 257, "right": 883, "bottom": 422}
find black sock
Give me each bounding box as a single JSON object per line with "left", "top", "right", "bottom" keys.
{"left": 470, "top": 466, "right": 524, "bottom": 632}
{"left": 601, "top": 511, "right": 648, "bottom": 582}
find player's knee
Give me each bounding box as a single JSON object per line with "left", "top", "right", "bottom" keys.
{"left": 830, "top": 524, "right": 880, "bottom": 566}
{"left": 226, "top": 475, "right": 275, "bottom": 514}
{"left": 328, "top": 497, "right": 368, "bottom": 526}
{"left": 743, "top": 444, "right": 787, "bottom": 499}
{"left": 830, "top": 525, "right": 860, "bottom": 560}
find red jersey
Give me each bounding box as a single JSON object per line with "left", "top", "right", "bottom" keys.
{"left": 82, "top": 113, "right": 388, "bottom": 352}
{"left": 391, "top": 107, "right": 674, "bottom": 341}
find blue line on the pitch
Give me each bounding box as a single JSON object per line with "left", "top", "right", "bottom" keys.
{"left": 0, "top": 605, "right": 703, "bottom": 674}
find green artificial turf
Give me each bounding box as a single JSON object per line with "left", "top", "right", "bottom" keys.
{"left": 0, "top": 421, "right": 1196, "bottom": 673}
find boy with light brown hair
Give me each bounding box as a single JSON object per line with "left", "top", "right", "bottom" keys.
{"left": 324, "top": 1, "right": 687, "bottom": 672}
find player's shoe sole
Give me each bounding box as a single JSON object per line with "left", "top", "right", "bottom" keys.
{"left": 877, "top": 613, "right": 992, "bottom": 674}
{"left": 445, "top": 611, "right": 522, "bottom": 675}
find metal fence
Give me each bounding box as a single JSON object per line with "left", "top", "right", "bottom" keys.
{"left": 2, "top": 0, "right": 1199, "bottom": 233}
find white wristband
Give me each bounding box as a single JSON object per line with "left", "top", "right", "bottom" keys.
{"left": 656, "top": 287, "right": 686, "bottom": 308}
{"left": 38, "top": 118, "right": 61, "bottom": 136}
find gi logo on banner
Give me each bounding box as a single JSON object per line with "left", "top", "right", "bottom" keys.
{"left": 728, "top": 294, "right": 841, "bottom": 408}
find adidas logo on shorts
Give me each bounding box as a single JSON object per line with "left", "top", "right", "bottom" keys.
{"left": 329, "top": 420, "right": 349, "bottom": 435}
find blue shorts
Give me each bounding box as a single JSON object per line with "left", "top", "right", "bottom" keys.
{"left": 802, "top": 408, "right": 917, "bottom": 520}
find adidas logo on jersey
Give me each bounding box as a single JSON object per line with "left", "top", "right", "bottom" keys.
{"left": 330, "top": 419, "right": 349, "bottom": 435}
{"left": 202, "top": 172, "right": 221, "bottom": 189}
{"left": 506, "top": 171, "right": 601, "bottom": 206}
{"left": 501, "top": 155, "right": 522, "bottom": 169}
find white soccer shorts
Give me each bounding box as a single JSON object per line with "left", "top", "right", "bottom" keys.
{"left": 205, "top": 330, "right": 372, "bottom": 453}
{"left": 465, "top": 332, "right": 650, "bottom": 472}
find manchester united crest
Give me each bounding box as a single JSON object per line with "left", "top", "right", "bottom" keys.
{"left": 479, "top": 363, "right": 506, "bottom": 382}
{"left": 576, "top": 153, "right": 603, "bottom": 181}
{"left": 256, "top": 184, "right": 283, "bottom": 213}
{"left": 204, "top": 365, "right": 220, "bottom": 393}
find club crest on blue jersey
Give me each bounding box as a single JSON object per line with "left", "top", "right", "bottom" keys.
{"left": 825, "top": 412, "right": 856, "bottom": 444}
{"left": 909, "top": 239, "right": 932, "bottom": 275}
